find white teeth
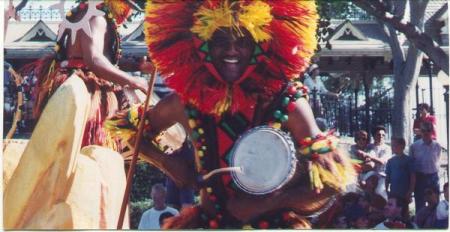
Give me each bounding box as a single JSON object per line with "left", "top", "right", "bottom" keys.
{"left": 223, "top": 58, "right": 238, "bottom": 63}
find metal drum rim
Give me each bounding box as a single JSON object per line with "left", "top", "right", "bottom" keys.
{"left": 230, "top": 126, "right": 298, "bottom": 195}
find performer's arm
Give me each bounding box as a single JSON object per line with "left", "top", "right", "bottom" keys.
{"left": 286, "top": 97, "right": 321, "bottom": 139}
{"left": 80, "top": 16, "right": 148, "bottom": 93}
{"left": 286, "top": 97, "right": 345, "bottom": 179}
{"left": 136, "top": 94, "right": 197, "bottom": 188}
{"left": 227, "top": 98, "right": 350, "bottom": 222}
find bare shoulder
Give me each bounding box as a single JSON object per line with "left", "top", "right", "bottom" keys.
{"left": 159, "top": 93, "right": 185, "bottom": 113}
{"left": 89, "top": 15, "right": 107, "bottom": 28}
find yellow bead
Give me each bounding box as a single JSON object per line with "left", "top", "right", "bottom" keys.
{"left": 272, "top": 122, "right": 281, "bottom": 129}
{"left": 302, "top": 147, "right": 311, "bottom": 155}
{"left": 66, "top": 11, "right": 72, "bottom": 17}
{"left": 108, "top": 13, "right": 113, "bottom": 19}
{"left": 198, "top": 150, "right": 204, "bottom": 157}
{"left": 198, "top": 128, "right": 204, "bottom": 134}
{"left": 311, "top": 140, "right": 328, "bottom": 151}
{"left": 206, "top": 187, "right": 212, "bottom": 193}
{"left": 188, "top": 119, "right": 196, "bottom": 128}
{"left": 242, "top": 224, "right": 253, "bottom": 229}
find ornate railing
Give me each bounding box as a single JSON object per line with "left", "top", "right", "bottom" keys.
{"left": 17, "top": 5, "right": 144, "bottom": 22}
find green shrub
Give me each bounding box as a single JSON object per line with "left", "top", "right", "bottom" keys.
{"left": 128, "top": 162, "right": 165, "bottom": 229}
{"left": 130, "top": 199, "right": 153, "bottom": 229}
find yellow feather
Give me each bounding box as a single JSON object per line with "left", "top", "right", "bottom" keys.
{"left": 238, "top": 1, "right": 272, "bottom": 42}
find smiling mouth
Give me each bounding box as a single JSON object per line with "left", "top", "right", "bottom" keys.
{"left": 223, "top": 58, "right": 239, "bottom": 64}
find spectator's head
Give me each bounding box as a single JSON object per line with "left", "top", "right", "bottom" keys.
{"left": 341, "top": 192, "right": 361, "bottom": 210}
{"left": 308, "top": 64, "right": 320, "bottom": 77}
{"left": 347, "top": 205, "right": 369, "bottom": 229}
{"left": 159, "top": 211, "right": 175, "bottom": 227}
{"left": 444, "top": 182, "right": 449, "bottom": 201}
{"left": 358, "top": 194, "right": 371, "bottom": 211}
{"left": 151, "top": 183, "right": 167, "bottom": 210}
{"left": 390, "top": 137, "right": 406, "bottom": 155}
{"left": 354, "top": 130, "right": 369, "bottom": 149}
{"left": 424, "top": 187, "right": 439, "bottom": 207}
{"left": 420, "top": 121, "right": 434, "bottom": 143}
{"left": 332, "top": 215, "right": 348, "bottom": 229}
{"left": 384, "top": 196, "right": 406, "bottom": 220}
{"left": 372, "top": 125, "right": 386, "bottom": 145}
{"left": 418, "top": 103, "right": 431, "bottom": 118}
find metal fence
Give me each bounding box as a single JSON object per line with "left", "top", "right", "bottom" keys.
{"left": 312, "top": 92, "right": 393, "bottom": 137}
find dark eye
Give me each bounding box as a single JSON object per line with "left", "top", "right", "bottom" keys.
{"left": 236, "top": 37, "right": 253, "bottom": 48}
{"left": 210, "top": 39, "right": 229, "bottom": 48}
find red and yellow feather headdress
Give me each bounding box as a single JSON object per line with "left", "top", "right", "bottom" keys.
{"left": 144, "top": 0, "right": 318, "bottom": 116}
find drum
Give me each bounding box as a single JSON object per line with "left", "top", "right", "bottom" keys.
{"left": 230, "top": 126, "right": 297, "bottom": 195}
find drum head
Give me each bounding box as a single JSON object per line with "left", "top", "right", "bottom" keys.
{"left": 230, "top": 126, "right": 297, "bottom": 195}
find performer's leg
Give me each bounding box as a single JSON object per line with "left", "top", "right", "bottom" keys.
{"left": 4, "top": 75, "right": 90, "bottom": 228}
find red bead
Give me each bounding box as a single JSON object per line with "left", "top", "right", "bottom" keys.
{"left": 79, "top": 2, "right": 87, "bottom": 10}
{"left": 258, "top": 220, "right": 269, "bottom": 229}
{"left": 209, "top": 195, "right": 217, "bottom": 202}
{"left": 287, "top": 101, "right": 296, "bottom": 112}
{"left": 311, "top": 153, "right": 320, "bottom": 160}
{"left": 288, "top": 86, "right": 297, "bottom": 95}
{"left": 209, "top": 220, "right": 219, "bottom": 229}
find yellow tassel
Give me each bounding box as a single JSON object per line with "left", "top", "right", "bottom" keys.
{"left": 213, "top": 85, "right": 232, "bottom": 115}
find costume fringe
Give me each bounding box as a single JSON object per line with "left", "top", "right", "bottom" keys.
{"left": 309, "top": 149, "right": 356, "bottom": 193}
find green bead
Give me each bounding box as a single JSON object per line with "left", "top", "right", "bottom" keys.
{"left": 192, "top": 131, "right": 199, "bottom": 140}
{"left": 281, "top": 114, "right": 289, "bottom": 122}
{"left": 274, "top": 110, "right": 282, "bottom": 119}
{"left": 215, "top": 204, "right": 221, "bottom": 210}
{"left": 282, "top": 97, "right": 290, "bottom": 106}
{"left": 318, "top": 147, "right": 330, "bottom": 154}
{"left": 295, "top": 91, "right": 302, "bottom": 98}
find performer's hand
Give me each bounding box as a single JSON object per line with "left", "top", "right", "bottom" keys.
{"left": 133, "top": 78, "right": 149, "bottom": 93}
{"left": 138, "top": 56, "right": 155, "bottom": 74}
{"left": 307, "top": 149, "right": 355, "bottom": 195}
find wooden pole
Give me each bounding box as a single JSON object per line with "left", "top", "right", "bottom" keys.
{"left": 117, "top": 69, "right": 157, "bottom": 229}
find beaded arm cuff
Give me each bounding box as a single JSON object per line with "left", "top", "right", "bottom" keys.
{"left": 297, "top": 132, "right": 338, "bottom": 158}
{"left": 296, "top": 132, "right": 354, "bottom": 193}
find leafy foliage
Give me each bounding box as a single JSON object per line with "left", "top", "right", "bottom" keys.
{"left": 316, "top": 0, "right": 369, "bottom": 51}
{"left": 130, "top": 161, "right": 166, "bottom": 202}
{"left": 129, "top": 161, "right": 166, "bottom": 229}
{"left": 130, "top": 199, "right": 153, "bottom": 229}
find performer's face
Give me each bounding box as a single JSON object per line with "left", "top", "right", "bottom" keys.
{"left": 209, "top": 28, "right": 255, "bottom": 83}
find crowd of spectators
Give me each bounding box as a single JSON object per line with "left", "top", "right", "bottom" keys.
{"left": 314, "top": 117, "right": 447, "bottom": 229}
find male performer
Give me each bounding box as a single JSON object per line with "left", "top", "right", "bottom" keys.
{"left": 108, "top": 1, "right": 355, "bottom": 229}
